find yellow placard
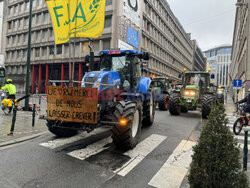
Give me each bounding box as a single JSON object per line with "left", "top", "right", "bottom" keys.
{"left": 46, "top": 0, "right": 106, "bottom": 44}
{"left": 47, "top": 86, "right": 98, "bottom": 124}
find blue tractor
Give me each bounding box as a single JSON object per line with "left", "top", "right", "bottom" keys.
{"left": 47, "top": 50, "right": 155, "bottom": 149}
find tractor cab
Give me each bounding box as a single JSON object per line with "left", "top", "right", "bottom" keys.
{"left": 82, "top": 50, "right": 150, "bottom": 93}
{"left": 182, "top": 72, "right": 210, "bottom": 99}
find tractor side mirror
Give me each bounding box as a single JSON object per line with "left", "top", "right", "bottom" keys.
{"left": 142, "top": 52, "right": 150, "bottom": 60}
{"left": 211, "top": 74, "right": 215, "bottom": 79}
{"left": 85, "top": 55, "right": 90, "bottom": 62}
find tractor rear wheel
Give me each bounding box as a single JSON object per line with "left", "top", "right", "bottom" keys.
{"left": 169, "top": 93, "right": 181, "bottom": 115}
{"left": 142, "top": 91, "right": 156, "bottom": 126}
{"left": 112, "top": 101, "right": 142, "bottom": 149}
{"left": 158, "top": 94, "right": 169, "bottom": 111}
{"left": 202, "top": 94, "right": 214, "bottom": 119}
{"left": 46, "top": 120, "right": 78, "bottom": 137}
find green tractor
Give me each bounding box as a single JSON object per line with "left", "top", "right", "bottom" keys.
{"left": 151, "top": 77, "right": 172, "bottom": 111}
{"left": 169, "top": 71, "right": 216, "bottom": 118}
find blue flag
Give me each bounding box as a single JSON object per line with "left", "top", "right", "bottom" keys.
{"left": 127, "top": 26, "right": 139, "bottom": 48}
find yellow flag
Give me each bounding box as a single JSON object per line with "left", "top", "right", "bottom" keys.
{"left": 46, "top": 0, "right": 106, "bottom": 44}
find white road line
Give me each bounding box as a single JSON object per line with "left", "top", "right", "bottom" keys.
{"left": 39, "top": 128, "right": 110, "bottom": 149}
{"left": 148, "top": 140, "right": 196, "bottom": 188}
{"left": 227, "top": 123, "right": 234, "bottom": 128}
{"left": 114, "top": 134, "right": 167, "bottom": 176}
{"left": 67, "top": 137, "right": 112, "bottom": 160}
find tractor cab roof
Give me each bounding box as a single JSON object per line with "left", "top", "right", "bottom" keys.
{"left": 99, "top": 50, "right": 143, "bottom": 55}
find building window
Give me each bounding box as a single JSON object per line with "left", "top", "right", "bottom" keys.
{"left": 14, "top": 5, "right": 18, "bottom": 14}
{"left": 20, "top": 3, "right": 24, "bottom": 12}
{"left": 24, "top": 17, "right": 29, "bottom": 26}
{"left": 12, "top": 36, "right": 16, "bottom": 44}
{"left": 56, "top": 45, "right": 62, "bottom": 54}
{"left": 7, "top": 37, "right": 11, "bottom": 45}
{"left": 33, "top": 0, "right": 37, "bottom": 8}
{"left": 44, "top": 12, "right": 49, "bottom": 22}
{"left": 49, "top": 46, "right": 55, "bottom": 55}
{"left": 37, "top": 14, "right": 42, "bottom": 23}
{"left": 25, "top": 2, "right": 29, "bottom": 10}
{"left": 9, "top": 7, "right": 13, "bottom": 15}
{"left": 104, "top": 16, "right": 112, "bottom": 28}
{"left": 6, "top": 52, "right": 10, "bottom": 59}
{"left": 17, "top": 35, "right": 21, "bottom": 43}
{"left": 35, "top": 48, "right": 40, "bottom": 57}
{"left": 19, "top": 19, "right": 23, "bottom": 27}
{"left": 42, "top": 47, "right": 47, "bottom": 56}
{"left": 24, "top": 33, "right": 28, "bottom": 42}
{"left": 103, "top": 39, "right": 110, "bottom": 50}
{"left": 43, "top": 29, "right": 48, "bottom": 39}
{"left": 31, "top": 32, "right": 34, "bottom": 41}
{"left": 64, "top": 45, "right": 69, "bottom": 55}
{"left": 12, "top": 51, "right": 16, "bottom": 59}
{"left": 32, "top": 16, "right": 36, "bottom": 25}
{"left": 106, "top": 0, "right": 112, "bottom": 6}
{"left": 23, "top": 50, "right": 27, "bottom": 58}
{"left": 13, "top": 20, "right": 17, "bottom": 29}
{"left": 36, "top": 31, "right": 40, "bottom": 41}
{"left": 50, "top": 29, "right": 54, "bottom": 38}
{"left": 38, "top": 0, "right": 43, "bottom": 6}
{"left": 17, "top": 50, "right": 21, "bottom": 58}
{"left": 8, "top": 22, "right": 12, "bottom": 29}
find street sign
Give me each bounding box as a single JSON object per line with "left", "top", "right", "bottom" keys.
{"left": 233, "top": 79, "right": 242, "bottom": 88}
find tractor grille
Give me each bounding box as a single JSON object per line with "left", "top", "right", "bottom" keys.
{"left": 85, "top": 77, "right": 97, "bottom": 88}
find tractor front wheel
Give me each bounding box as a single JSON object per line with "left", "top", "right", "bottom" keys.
{"left": 142, "top": 91, "right": 156, "bottom": 126}
{"left": 202, "top": 94, "right": 214, "bottom": 119}
{"left": 112, "top": 101, "right": 142, "bottom": 149}
{"left": 46, "top": 120, "right": 78, "bottom": 137}
{"left": 169, "top": 93, "right": 181, "bottom": 115}
{"left": 158, "top": 94, "right": 169, "bottom": 111}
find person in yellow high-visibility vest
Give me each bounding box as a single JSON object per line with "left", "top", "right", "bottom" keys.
{"left": 0, "top": 79, "right": 16, "bottom": 99}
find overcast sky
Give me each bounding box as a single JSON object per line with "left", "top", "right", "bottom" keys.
{"left": 167, "top": 0, "right": 236, "bottom": 51}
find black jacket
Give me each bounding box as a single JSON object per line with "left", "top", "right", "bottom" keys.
{"left": 238, "top": 94, "right": 250, "bottom": 105}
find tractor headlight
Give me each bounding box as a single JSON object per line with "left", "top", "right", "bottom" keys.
{"left": 184, "top": 90, "right": 196, "bottom": 96}
{"left": 93, "top": 78, "right": 102, "bottom": 91}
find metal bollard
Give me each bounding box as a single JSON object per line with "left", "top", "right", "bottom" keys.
{"left": 39, "top": 96, "right": 41, "bottom": 106}
{"left": 32, "top": 104, "right": 35, "bottom": 127}
{"left": 243, "top": 130, "right": 248, "bottom": 171}
{"left": 8, "top": 107, "right": 17, "bottom": 136}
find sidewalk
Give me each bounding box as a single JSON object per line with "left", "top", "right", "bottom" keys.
{"left": 224, "top": 95, "right": 250, "bottom": 180}
{"left": 0, "top": 108, "right": 49, "bottom": 147}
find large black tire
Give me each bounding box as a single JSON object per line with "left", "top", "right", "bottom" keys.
{"left": 112, "top": 101, "right": 142, "bottom": 149}
{"left": 169, "top": 93, "right": 181, "bottom": 115}
{"left": 181, "top": 106, "right": 188, "bottom": 113}
{"left": 201, "top": 94, "right": 214, "bottom": 119}
{"left": 46, "top": 120, "right": 78, "bottom": 137}
{"left": 158, "top": 94, "right": 169, "bottom": 111}
{"left": 233, "top": 118, "right": 243, "bottom": 135}
{"left": 142, "top": 91, "right": 156, "bottom": 126}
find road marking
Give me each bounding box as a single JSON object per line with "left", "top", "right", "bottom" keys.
{"left": 148, "top": 140, "right": 196, "bottom": 188}
{"left": 114, "top": 134, "right": 166, "bottom": 176}
{"left": 227, "top": 123, "right": 233, "bottom": 128}
{"left": 39, "top": 128, "right": 110, "bottom": 149}
{"left": 67, "top": 137, "right": 112, "bottom": 160}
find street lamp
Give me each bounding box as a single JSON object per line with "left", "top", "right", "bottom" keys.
{"left": 24, "top": 0, "right": 33, "bottom": 111}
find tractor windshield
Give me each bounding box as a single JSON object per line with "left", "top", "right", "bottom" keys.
{"left": 184, "top": 73, "right": 209, "bottom": 89}
{"left": 100, "top": 55, "right": 127, "bottom": 72}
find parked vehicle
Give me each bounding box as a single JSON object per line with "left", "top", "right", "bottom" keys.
{"left": 169, "top": 70, "right": 216, "bottom": 118}
{"left": 46, "top": 50, "right": 155, "bottom": 149}
{"left": 151, "top": 77, "right": 172, "bottom": 111}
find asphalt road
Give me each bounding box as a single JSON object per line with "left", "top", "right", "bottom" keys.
{"left": 0, "top": 109, "right": 201, "bottom": 188}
